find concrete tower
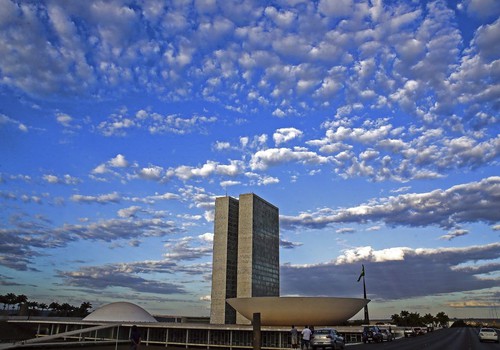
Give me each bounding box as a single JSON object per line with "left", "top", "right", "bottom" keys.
{"left": 210, "top": 196, "right": 239, "bottom": 324}
{"left": 210, "top": 193, "right": 279, "bottom": 324}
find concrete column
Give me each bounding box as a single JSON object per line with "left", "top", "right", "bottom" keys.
{"left": 253, "top": 312, "right": 261, "bottom": 350}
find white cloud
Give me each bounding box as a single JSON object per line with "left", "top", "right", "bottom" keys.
{"left": 272, "top": 108, "right": 286, "bottom": 118}
{"left": 281, "top": 177, "right": 500, "bottom": 231}
{"left": 220, "top": 180, "right": 240, "bottom": 187}
{"left": 139, "top": 166, "right": 163, "bottom": 180}
{"left": 56, "top": 113, "right": 73, "bottom": 127}
{"left": 336, "top": 227, "right": 355, "bottom": 234}
{"left": 71, "top": 192, "right": 121, "bottom": 204}
{"left": 214, "top": 141, "right": 231, "bottom": 151}
{"left": 440, "top": 229, "right": 469, "bottom": 241}
{"left": 199, "top": 295, "right": 211, "bottom": 302}
{"left": 118, "top": 206, "right": 142, "bottom": 218}
{"left": 318, "top": 0, "right": 354, "bottom": 17}
{"left": 273, "top": 127, "right": 303, "bottom": 146}
{"left": 336, "top": 246, "right": 410, "bottom": 264}
{"left": 43, "top": 174, "right": 80, "bottom": 185}
{"left": 0, "top": 114, "right": 30, "bottom": 132}
{"left": 250, "top": 148, "right": 331, "bottom": 170}
{"left": 198, "top": 232, "right": 214, "bottom": 242}
{"left": 465, "top": 0, "right": 500, "bottom": 19}
{"left": 173, "top": 160, "right": 244, "bottom": 180}
{"left": 109, "top": 154, "right": 129, "bottom": 167}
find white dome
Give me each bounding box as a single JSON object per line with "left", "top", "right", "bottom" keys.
{"left": 227, "top": 297, "right": 369, "bottom": 326}
{"left": 83, "top": 302, "right": 158, "bottom": 323}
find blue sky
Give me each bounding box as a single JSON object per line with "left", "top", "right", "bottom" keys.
{"left": 0, "top": 0, "right": 499, "bottom": 321}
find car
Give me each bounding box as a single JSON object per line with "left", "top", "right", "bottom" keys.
{"left": 478, "top": 328, "right": 499, "bottom": 343}
{"left": 404, "top": 327, "right": 416, "bottom": 337}
{"left": 413, "top": 327, "right": 424, "bottom": 335}
{"left": 362, "top": 325, "right": 383, "bottom": 343}
{"left": 379, "top": 328, "right": 393, "bottom": 341}
{"left": 311, "top": 328, "right": 345, "bottom": 350}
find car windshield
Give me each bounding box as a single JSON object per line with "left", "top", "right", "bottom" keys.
{"left": 481, "top": 328, "right": 494, "bottom": 332}
{"left": 315, "top": 330, "right": 330, "bottom": 335}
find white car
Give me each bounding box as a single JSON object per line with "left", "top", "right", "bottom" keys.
{"left": 379, "top": 328, "right": 393, "bottom": 341}
{"left": 478, "top": 328, "right": 499, "bottom": 343}
{"left": 311, "top": 328, "right": 345, "bottom": 350}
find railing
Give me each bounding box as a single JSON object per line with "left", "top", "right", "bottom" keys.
{"left": 6, "top": 320, "right": 371, "bottom": 349}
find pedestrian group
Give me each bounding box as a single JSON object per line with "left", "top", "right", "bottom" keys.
{"left": 290, "top": 325, "right": 313, "bottom": 350}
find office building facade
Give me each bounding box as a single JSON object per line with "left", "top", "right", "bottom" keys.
{"left": 210, "top": 193, "right": 279, "bottom": 324}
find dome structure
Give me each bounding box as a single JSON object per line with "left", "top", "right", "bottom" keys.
{"left": 227, "top": 297, "right": 369, "bottom": 326}
{"left": 83, "top": 302, "right": 158, "bottom": 323}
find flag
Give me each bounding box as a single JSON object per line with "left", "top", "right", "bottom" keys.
{"left": 357, "top": 264, "right": 365, "bottom": 282}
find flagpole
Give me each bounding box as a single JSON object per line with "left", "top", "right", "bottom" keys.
{"left": 362, "top": 272, "right": 370, "bottom": 324}
{"left": 357, "top": 264, "right": 370, "bottom": 324}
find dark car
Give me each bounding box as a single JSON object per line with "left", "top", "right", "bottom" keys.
{"left": 362, "top": 325, "right": 383, "bottom": 343}
{"left": 311, "top": 328, "right": 345, "bottom": 350}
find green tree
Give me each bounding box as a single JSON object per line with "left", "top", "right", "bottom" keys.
{"left": 407, "top": 312, "right": 421, "bottom": 326}
{"left": 5, "top": 293, "right": 17, "bottom": 311}
{"left": 0, "top": 294, "right": 8, "bottom": 310}
{"left": 15, "top": 294, "right": 28, "bottom": 310}
{"left": 60, "top": 303, "right": 73, "bottom": 316}
{"left": 38, "top": 303, "right": 48, "bottom": 313}
{"left": 390, "top": 313, "right": 401, "bottom": 325}
{"left": 49, "top": 302, "right": 61, "bottom": 315}
{"left": 77, "top": 302, "right": 92, "bottom": 317}
{"left": 422, "top": 313, "right": 435, "bottom": 327}
{"left": 435, "top": 311, "right": 450, "bottom": 327}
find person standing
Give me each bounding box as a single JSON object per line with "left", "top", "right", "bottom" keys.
{"left": 130, "top": 325, "right": 141, "bottom": 350}
{"left": 290, "top": 325, "right": 298, "bottom": 349}
{"left": 301, "top": 326, "right": 312, "bottom": 350}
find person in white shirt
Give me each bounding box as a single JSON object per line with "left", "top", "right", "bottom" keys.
{"left": 301, "top": 326, "right": 312, "bottom": 350}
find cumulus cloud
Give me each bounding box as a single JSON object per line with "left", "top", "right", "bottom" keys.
{"left": 463, "top": 0, "right": 500, "bottom": 20}
{"left": 139, "top": 166, "right": 164, "bottom": 180}
{"left": 1, "top": 0, "right": 499, "bottom": 316}
{"left": 97, "top": 109, "right": 217, "bottom": 136}
{"left": 250, "top": 148, "right": 331, "bottom": 170}
{"left": 336, "top": 227, "right": 355, "bottom": 234}
{"left": 57, "top": 263, "right": 186, "bottom": 295}
{"left": 1, "top": 216, "right": 185, "bottom": 270}
{"left": 280, "top": 237, "right": 303, "bottom": 249}
{"left": 0, "top": 0, "right": 494, "bottom": 130}
{"left": 273, "top": 127, "right": 303, "bottom": 146}
{"left": 117, "top": 206, "right": 142, "bottom": 218}
{"left": 172, "top": 160, "right": 244, "bottom": 181}
{"left": 43, "top": 174, "right": 80, "bottom": 185}
{"left": 0, "top": 114, "right": 30, "bottom": 132}
{"left": 440, "top": 229, "right": 470, "bottom": 241}
{"left": 281, "top": 177, "right": 500, "bottom": 231}
{"left": 109, "top": 154, "right": 129, "bottom": 167}
{"left": 163, "top": 236, "right": 213, "bottom": 262}
{"left": 282, "top": 242, "right": 500, "bottom": 300}
{"left": 91, "top": 154, "right": 131, "bottom": 179}
{"left": 71, "top": 192, "right": 121, "bottom": 204}
{"left": 56, "top": 113, "right": 76, "bottom": 128}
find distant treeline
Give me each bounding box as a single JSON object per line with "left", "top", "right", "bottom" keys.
{"left": 390, "top": 310, "right": 450, "bottom": 327}
{"left": 0, "top": 293, "right": 92, "bottom": 317}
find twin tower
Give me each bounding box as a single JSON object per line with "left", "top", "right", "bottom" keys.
{"left": 210, "top": 193, "right": 280, "bottom": 324}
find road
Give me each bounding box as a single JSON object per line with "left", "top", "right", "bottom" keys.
{"left": 347, "top": 327, "right": 499, "bottom": 350}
